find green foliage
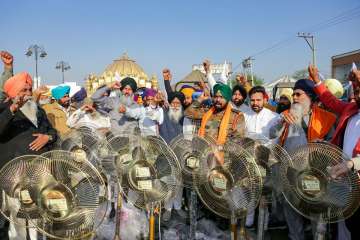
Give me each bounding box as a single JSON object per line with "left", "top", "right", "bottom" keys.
{"left": 292, "top": 69, "right": 308, "bottom": 80}
{"left": 230, "top": 73, "right": 264, "bottom": 87}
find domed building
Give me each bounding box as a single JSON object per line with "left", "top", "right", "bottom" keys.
{"left": 85, "top": 53, "right": 158, "bottom": 95}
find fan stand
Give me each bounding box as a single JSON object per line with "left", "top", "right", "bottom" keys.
{"left": 188, "top": 189, "right": 198, "bottom": 240}
{"left": 314, "top": 215, "right": 326, "bottom": 240}
{"left": 149, "top": 204, "right": 155, "bottom": 240}
{"left": 238, "top": 217, "right": 248, "bottom": 240}
{"left": 25, "top": 218, "right": 31, "bottom": 240}
{"left": 113, "top": 190, "right": 122, "bottom": 240}
{"left": 256, "top": 196, "right": 267, "bottom": 240}
{"left": 230, "top": 212, "right": 237, "bottom": 240}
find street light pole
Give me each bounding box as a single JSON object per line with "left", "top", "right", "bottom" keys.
{"left": 298, "top": 32, "right": 316, "bottom": 66}
{"left": 26, "top": 45, "right": 47, "bottom": 89}
{"left": 56, "top": 61, "right": 71, "bottom": 84}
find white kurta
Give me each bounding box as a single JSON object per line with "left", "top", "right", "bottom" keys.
{"left": 231, "top": 102, "right": 251, "bottom": 114}
{"left": 125, "top": 106, "right": 164, "bottom": 136}
{"left": 244, "top": 107, "right": 280, "bottom": 139}
{"left": 343, "top": 111, "right": 360, "bottom": 158}
{"left": 67, "top": 108, "right": 111, "bottom": 129}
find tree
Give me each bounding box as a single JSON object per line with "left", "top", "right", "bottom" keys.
{"left": 251, "top": 74, "right": 265, "bottom": 86}
{"left": 292, "top": 69, "right": 308, "bottom": 80}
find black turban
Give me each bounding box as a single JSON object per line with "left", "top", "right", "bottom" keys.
{"left": 232, "top": 85, "right": 247, "bottom": 99}
{"left": 120, "top": 77, "right": 137, "bottom": 92}
{"left": 168, "top": 91, "right": 185, "bottom": 104}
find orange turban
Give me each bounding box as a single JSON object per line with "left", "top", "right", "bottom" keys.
{"left": 3, "top": 72, "right": 33, "bottom": 98}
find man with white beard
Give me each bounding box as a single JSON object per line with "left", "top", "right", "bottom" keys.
{"left": 159, "top": 91, "right": 193, "bottom": 144}
{"left": 0, "top": 72, "right": 57, "bottom": 240}
{"left": 91, "top": 77, "right": 139, "bottom": 134}
{"left": 159, "top": 91, "right": 193, "bottom": 221}
{"left": 270, "top": 79, "right": 336, "bottom": 240}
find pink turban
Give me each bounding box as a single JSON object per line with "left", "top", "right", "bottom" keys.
{"left": 3, "top": 72, "right": 33, "bottom": 98}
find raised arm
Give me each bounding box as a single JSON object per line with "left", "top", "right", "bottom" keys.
{"left": 309, "top": 65, "right": 352, "bottom": 115}
{"left": 162, "top": 68, "right": 173, "bottom": 96}
{"left": 203, "top": 60, "right": 216, "bottom": 93}
{"left": 0, "top": 51, "right": 14, "bottom": 101}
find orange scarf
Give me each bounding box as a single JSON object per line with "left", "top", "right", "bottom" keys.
{"left": 198, "top": 104, "right": 232, "bottom": 145}
{"left": 307, "top": 105, "right": 336, "bottom": 142}
{"left": 279, "top": 105, "right": 336, "bottom": 146}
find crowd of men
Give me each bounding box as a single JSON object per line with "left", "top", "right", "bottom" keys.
{"left": 0, "top": 50, "right": 360, "bottom": 240}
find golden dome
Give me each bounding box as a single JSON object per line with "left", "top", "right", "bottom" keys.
{"left": 102, "top": 53, "right": 148, "bottom": 80}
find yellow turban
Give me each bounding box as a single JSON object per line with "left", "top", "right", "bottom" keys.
{"left": 180, "top": 87, "right": 195, "bottom": 98}
{"left": 324, "top": 79, "right": 344, "bottom": 98}
{"left": 279, "top": 88, "right": 293, "bottom": 102}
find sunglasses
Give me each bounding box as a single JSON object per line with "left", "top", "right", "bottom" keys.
{"left": 292, "top": 92, "right": 304, "bottom": 97}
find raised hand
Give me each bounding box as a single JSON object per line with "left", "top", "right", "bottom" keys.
{"left": 162, "top": 68, "right": 172, "bottom": 81}
{"left": 236, "top": 74, "right": 247, "bottom": 85}
{"left": 118, "top": 105, "right": 126, "bottom": 113}
{"left": 308, "top": 65, "right": 320, "bottom": 84}
{"left": 0, "top": 51, "right": 13, "bottom": 67}
{"left": 81, "top": 104, "right": 95, "bottom": 113}
{"left": 203, "top": 59, "right": 211, "bottom": 74}
{"left": 349, "top": 69, "right": 360, "bottom": 88}
{"left": 111, "top": 81, "right": 121, "bottom": 90}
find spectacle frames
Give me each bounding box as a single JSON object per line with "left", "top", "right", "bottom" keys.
{"left": 292, "top": 92, "right": 304, "bottom": 97}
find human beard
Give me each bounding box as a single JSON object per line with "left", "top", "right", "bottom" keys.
{"left": 232, "top": 99, "right": 244, "bottom": 107}
{"left": 289, "top": 103, "right": 305, "bottom": 126}
{"left": 168, "top": 106, "right": 183, "bottom": 123}
{"left": 20, "top": 99, "right": 38, "bottom": 127}
{"left": 299, "top": 97, "right": 311, "bottom": 114}
{"left": 251, "top": 104, "right": 263, "bottom": 113}
{"left": 120, "top": 94, "right": 133, "bottom": 107}
{"left": 276, "top": 103, "right": 290, "bottom": 113}
{"left": 38, "top": 98, "right": 50, "bottom": 105}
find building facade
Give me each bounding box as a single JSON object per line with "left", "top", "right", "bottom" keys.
{"left": 331, "top": 49, "right": 360, "bottom": 83}
{"left": 85, "top": 53, "right": 158, "bottom": 95}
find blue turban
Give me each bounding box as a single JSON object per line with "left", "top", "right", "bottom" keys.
{"left": 72, "top": 87, "right": 87, "bottom": 102}
{"left": 52, "top": 85, "right": 70, "bottom": 100}
{"left": 293, "top": 79, "right": 317, "bottom": 101}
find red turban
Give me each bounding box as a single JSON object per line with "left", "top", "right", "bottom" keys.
{"left": 3, "top": 72, "right": 33, "bottom": 98}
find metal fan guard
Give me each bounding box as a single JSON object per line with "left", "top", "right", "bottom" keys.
{"left": 194, "top": 141, "right": 262, "bottom": 219}
{"left": 110, "top": 134, "right": 182, "bottom": 209}
{"left": 281, "top": 142, "right": 360, "bottom": 223}
{"left": 169, "top": 135, "right": 215, "bottom": 189}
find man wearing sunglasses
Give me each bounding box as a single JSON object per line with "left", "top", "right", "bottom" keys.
{"left": 270, "top": 76, "right": 336, "bottom": 240}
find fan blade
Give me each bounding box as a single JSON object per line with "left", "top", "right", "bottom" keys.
{"left": 127, "top": 189, "right": 141, "bottom": 206}
{"left": 153, "top": 155, "right": 171, "bottom": 179}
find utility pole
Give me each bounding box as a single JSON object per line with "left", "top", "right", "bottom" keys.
{"left": 242, "top": 57, "right": 255, "bottom": 85}
{"left": 56, "top": 61, "right": 71, "bottom": 84}
{"left": 298, "top": 32, "right": 316, "bottom": 66}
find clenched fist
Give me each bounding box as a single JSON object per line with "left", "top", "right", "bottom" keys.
{"left": 0, "top": 51, "right": 13, "bottom": 68}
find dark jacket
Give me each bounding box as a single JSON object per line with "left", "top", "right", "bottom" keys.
{"left": 159, "top": 109, "right": 184, "bottom": 144}
{"left": 0, "top": 101, "right": 58, "bottom": 168}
